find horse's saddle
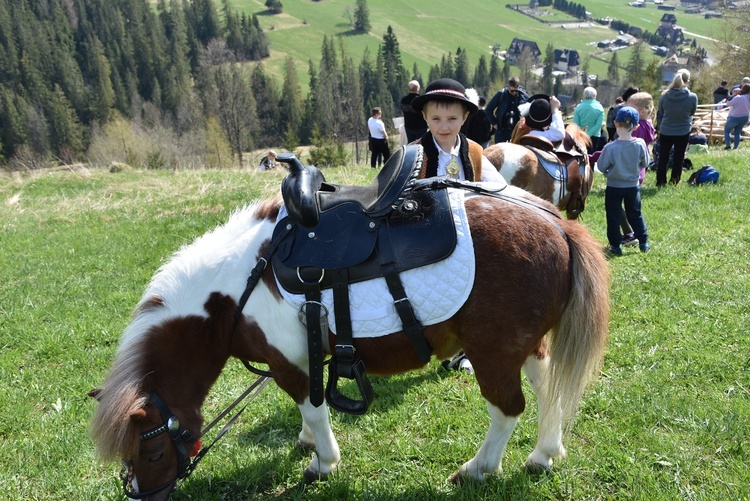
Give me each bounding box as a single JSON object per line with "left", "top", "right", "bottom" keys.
{"left": 518, "top": 133, "right": 586, "bottom": 181}
{"left": 272, "top": 145, "right": 455, "bottom": 414}
{"left": 273, "top": 146, "right": 456, "bottom": 294}
{"left": 518, "top": 132, "right": 589, "bottom": 215}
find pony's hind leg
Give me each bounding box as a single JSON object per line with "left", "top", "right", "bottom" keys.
{"left": 522, "top": 352, "right": 567, "bottom": 471}
{"left": 451, "top": 403, "right": 519, "bottom": 482}
{"left": 297, "top": 399, "right": 341, "bottom": 482}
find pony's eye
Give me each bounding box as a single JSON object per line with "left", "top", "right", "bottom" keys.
{"left": 148, "top": 451, "right": 165, "bottom": 463}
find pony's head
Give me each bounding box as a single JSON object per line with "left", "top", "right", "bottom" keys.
{"left": 89, "top": 197, "right": 282, "bottom": 499}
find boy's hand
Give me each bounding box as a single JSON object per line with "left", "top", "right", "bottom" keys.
{"left": 550, "top": 96, "right": 561, "bottom": 112}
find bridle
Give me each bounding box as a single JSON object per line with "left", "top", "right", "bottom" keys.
{"left": 121, "top": 376, "right": 270, "bottom": 499}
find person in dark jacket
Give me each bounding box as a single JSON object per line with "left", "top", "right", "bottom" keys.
{"left": 460, "top": 95, "right": 492, "bottom": 148}
{"left": 486, "top": 76, "right": 529, "bottom": 144}
{"left": 400, "top": 80, "right": 428, "bottom": 143}
{"left": 656, "top": 73, "right": 698, "bottom": 186}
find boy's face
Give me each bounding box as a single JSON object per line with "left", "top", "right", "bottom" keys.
{"left": 422, "top": 101, "right": 469, "bottom": 146}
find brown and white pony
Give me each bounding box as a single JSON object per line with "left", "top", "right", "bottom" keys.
{"left": 484, "top": 124, "right": 594, "bottom": 220}
{"left": 89, "top": 189, "right": 609, "bottom": 500}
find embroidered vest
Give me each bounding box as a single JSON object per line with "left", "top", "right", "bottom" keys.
{"left": 415, "top": 132, "right": 484, "bottom": 181}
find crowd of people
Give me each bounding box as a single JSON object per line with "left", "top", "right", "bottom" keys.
{"left": 255, "top": 71, "right": 748, "bottom": 373}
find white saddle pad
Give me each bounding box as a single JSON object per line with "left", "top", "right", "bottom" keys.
{"left": 275, "top": 188, "right": 475, "bottom": 338}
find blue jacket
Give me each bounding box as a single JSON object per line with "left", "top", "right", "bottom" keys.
{"left": 486, "top": 86, "right": 529, "bottom": 130}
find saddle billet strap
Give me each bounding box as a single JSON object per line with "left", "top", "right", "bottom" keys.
{"left": 378, "top": 222, "right": 432, "bottom": 364}
{"left": 302, "top": 276, "right": 326, "bottom": 408}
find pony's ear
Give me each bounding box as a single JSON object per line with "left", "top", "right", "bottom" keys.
{"left": 129, "top": 406, "right": 148, "bottom": 421}
{"left": 88, "top": 388, "right": 102, "bottom": 401}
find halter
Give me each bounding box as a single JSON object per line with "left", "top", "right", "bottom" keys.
{"left": 121, "top": 376, "right": 270, "bottom": 499}
{"left": 120, "top": 393, "right": 197, "bottom": 499}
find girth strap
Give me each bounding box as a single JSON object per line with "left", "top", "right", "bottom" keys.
{"left": 378, "top": 223, "right": 432, "bottom": 363}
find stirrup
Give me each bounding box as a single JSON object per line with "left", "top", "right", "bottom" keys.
{"left": 324, "top": 357, "right": 374, "bottom": 415}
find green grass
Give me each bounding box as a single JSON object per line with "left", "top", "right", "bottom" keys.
{"left": 230, "top": 0, "right": 721, "bottom": 87}
{"left": 1, "top": 145, "right": 749, "bottom": 499}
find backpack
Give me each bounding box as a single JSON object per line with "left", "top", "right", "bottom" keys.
{"left": 688, "top": 165, "right": 719, "bottom": 185}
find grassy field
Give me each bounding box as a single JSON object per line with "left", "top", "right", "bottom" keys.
{"left": 228, "top": 0, "right": 722, "bottom": 87}
{"left": 1, "top": 145, "right": 749, "bottom": 499}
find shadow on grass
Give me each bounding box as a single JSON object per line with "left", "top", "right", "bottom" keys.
{"left": 175, "top": 454, "right": 557, "bottom": 500}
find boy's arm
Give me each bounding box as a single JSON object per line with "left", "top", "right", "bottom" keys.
{"left": 596, "top": 145, "right": 612, "bottom": 174}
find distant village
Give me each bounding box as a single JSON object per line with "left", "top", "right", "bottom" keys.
{"left": 498, "top": 0, "right": 731, "bottom": 86}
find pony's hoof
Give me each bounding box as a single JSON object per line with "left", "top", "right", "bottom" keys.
{"left": 303, "top": 467, "right": 329, "bottom": 484}
{"left": 523, "top": 460, "right": 552, "bottom": 475}
{"left": 296, "top": 439, "right": 316, "bottom": 452}
{"left": 449, "top": 470, "right": 484, "bottom": 485}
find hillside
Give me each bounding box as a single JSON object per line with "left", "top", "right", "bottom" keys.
{"left": 227, "top": 0, "right": 722, "bottom": 87}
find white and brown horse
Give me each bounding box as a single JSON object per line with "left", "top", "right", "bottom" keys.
{"left": 484, "top": 124, "right": 593, "bottom": 220}
{"left": 89, "top": 178, "right": 609, "bottom": 499}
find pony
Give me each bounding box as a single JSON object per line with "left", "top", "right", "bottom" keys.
{"left": 484, "top": 124, "right": 594, "bottom": 220}
{"left": 89, "top": 166, "right": 610, "bottom": 500}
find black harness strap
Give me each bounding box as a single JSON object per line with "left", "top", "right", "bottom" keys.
{"left": 301, "top": 271, "right": 326, "bottom": 408}
{"left": 378, "top": 222, "right": 432, "bottom": 363}
{"left": 325, "top": 268, "right": 374, "bottom": 414}
{"left": 230, "top": 220, "right": 294, "bottom": 378}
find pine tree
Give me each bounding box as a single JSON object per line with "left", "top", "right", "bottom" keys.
{"left": 454, "top": 48, "right": 470, "bottom": 86}
{"left": 626, "top": 42, "right": 645, "bottom": 84}
{"left": 354, "top": 0, "right": 370, "bottom": 33}
{"left": 316, "top": 35, "right": 342, "bottom": 137}
{"left": 250, "top": 64, "right": 281, "bottom": 147}
{"left": 46, "top": 84, "right": 85, "bottom": 159}
{"left": 607, "top": 51, "right": 620, "bottom": 85}
{"left": 300, "top": 60, "right": 319, "bottom": 144}
{"left": 279, "top": 57, "right": 303, "bottom": 142}
{"left": 489, "top": 56, "right": 501, "bottom": 88}
{"left": 473, "top": 55, "right": 490, "bottom": 98}
{"left": 379, "top": 26, "right": 407, "bottom": 106}
{"left": 541, "top": 43, "right": 555, "bottom": 95}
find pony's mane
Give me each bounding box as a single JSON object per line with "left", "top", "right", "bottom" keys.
{"left": 91, "top": 196, "right": 281, "bottom": 461}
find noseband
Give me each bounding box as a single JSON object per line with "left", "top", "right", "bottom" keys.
{"left": 121, "top": 393, "right": 199, "bottom": 499}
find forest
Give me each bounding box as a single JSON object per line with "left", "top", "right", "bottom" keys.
{"left": 0, "top": 0, "right": 556, "bottom": 168}
{"left": 0, "top": 0, "right": 747, "bottom": 169}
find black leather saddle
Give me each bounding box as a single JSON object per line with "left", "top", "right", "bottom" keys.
{"left": 271, "top": 145, "right": 456, "bottom": 414}
{"left": 272, "top": 145, "right": 457, "bottom": 294}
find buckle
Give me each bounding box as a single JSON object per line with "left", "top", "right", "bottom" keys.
{"left": 335, "top": 344, "right": 355, "bottom": 359}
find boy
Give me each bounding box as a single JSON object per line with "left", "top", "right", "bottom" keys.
{"left": 596, "top": 106, "right": 651, "bottom": 256}
{"left": 409, "top": 78, "right": 504, "bottom": 183}
{"left": 410, "top": 78, "right": 505, "bottom": 374}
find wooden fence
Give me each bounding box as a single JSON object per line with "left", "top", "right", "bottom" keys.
{"left": 692, "top": 103, "right": 750, "bottom": 144}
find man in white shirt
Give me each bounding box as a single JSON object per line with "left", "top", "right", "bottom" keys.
{"left": 367, "top": 107, "right": 391, "bottom": 168}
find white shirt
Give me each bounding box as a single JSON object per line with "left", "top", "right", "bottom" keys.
{"left": 368, "top": 116, "right": 387, "bottom": 139}
{"left": 433, "top": 136, "right": 505, "bottom": 183}
{"left": 527, "top": 112, "right": 565, "bottom": 143}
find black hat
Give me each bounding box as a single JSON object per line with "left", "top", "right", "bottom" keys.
{"left": 411, "top": 78, "right": 478, "bottom": 114}
{"left": 525, "top": 94, "right": 553, "bottom": 129}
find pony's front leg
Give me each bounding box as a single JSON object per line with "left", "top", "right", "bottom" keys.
{"left": 451, "top": 404, "right": 518, "bottom": 482}
{"left": 522, "top": 354, "right": 567, "bottom": 471}
{"left": 297, "top": 398, "right": 340, "bottom": 482}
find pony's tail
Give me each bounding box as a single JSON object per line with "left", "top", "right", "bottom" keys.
{"left": 546, "top": 222, "right": 610, "bottom": 431}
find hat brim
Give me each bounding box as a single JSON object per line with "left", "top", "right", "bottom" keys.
{"left": 411, "top": 91, "right": 478, "bottom": 114}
